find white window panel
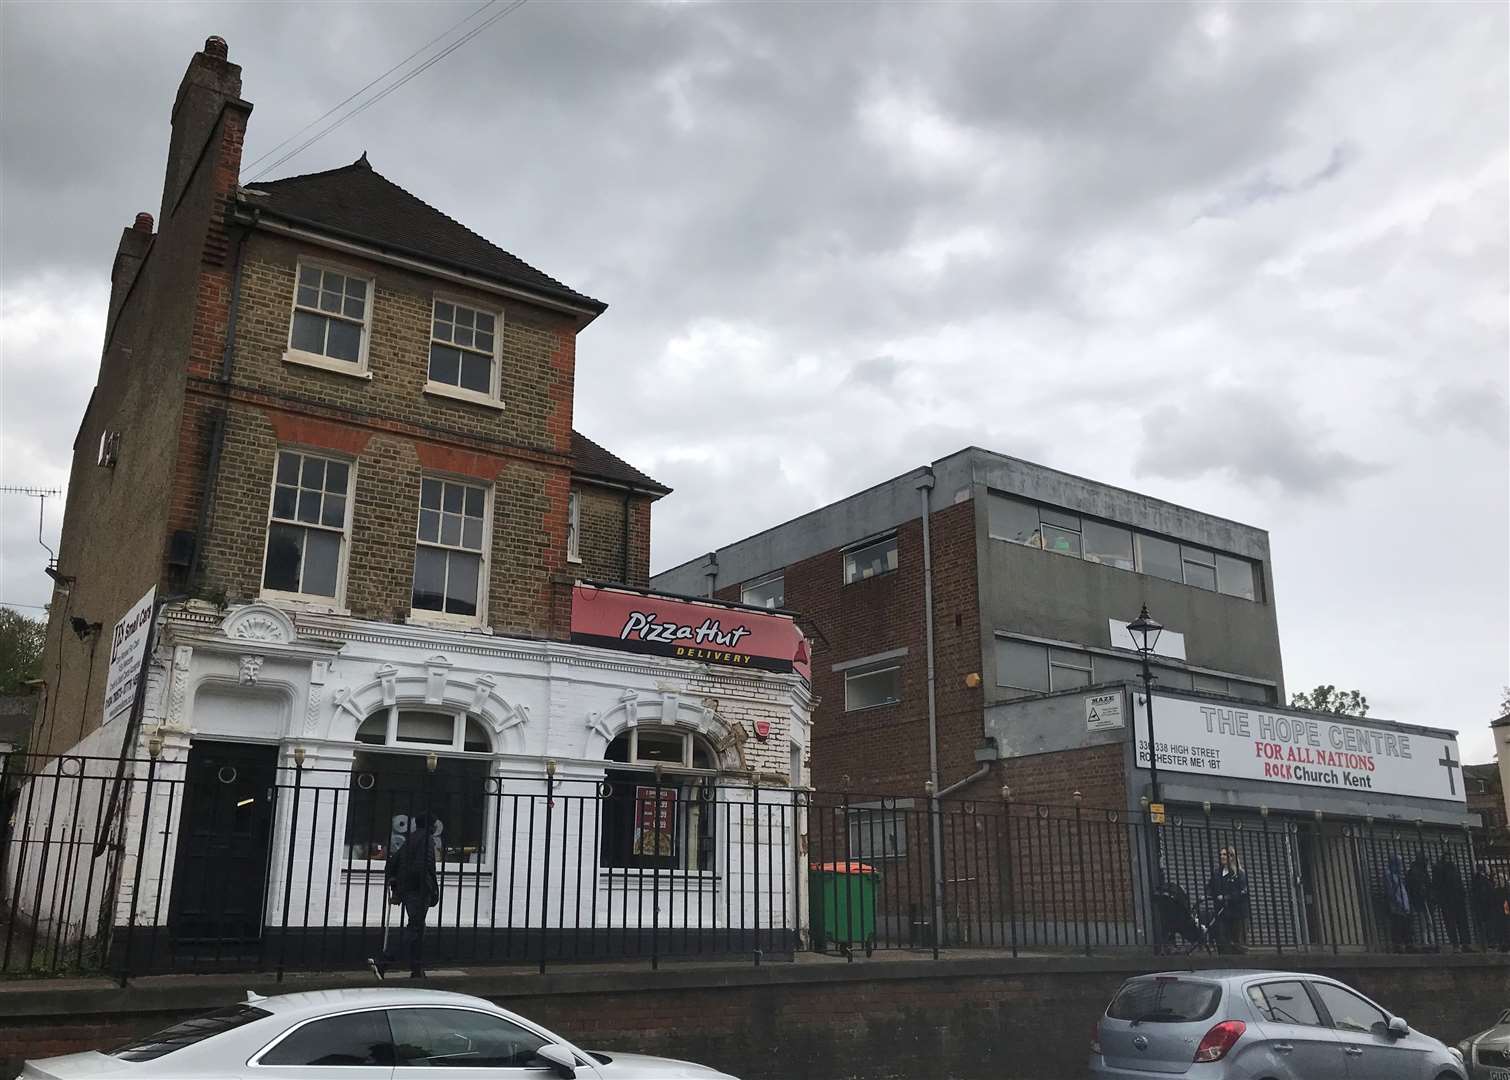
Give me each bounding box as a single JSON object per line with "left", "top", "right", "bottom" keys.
{"left": 412, "top": 476, "right": 489, "bottom": 623}
{"left": 428, "top": 297, "right": 502, "bottom": 403}
{"left": 262, "top": 449, "right": 353, "bottom": 604}
{"left": 287, "top": 262, "right": 372, "bottom": 370}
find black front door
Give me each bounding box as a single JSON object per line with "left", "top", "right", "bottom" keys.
{"left": 168, "top": 741, "right": 277, "bottom": 941}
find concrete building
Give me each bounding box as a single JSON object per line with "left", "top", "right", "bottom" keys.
{"left": 655, "top": 447, "right": 1474, "bottom": 948}
{"left": 5, "top": 37, "right": 810, "bottom": 972}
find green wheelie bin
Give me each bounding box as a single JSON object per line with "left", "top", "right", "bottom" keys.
{"left": 808, "top": 860, "right": 878, "bottom": 956}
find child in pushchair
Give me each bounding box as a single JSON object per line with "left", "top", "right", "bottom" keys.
{"left": 1153, "top": 881, "right": 1228, "bottom": 954}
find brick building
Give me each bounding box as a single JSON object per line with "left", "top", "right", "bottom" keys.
{"left": 655, "top": 447, "right": 1476, "bottom": 948}
{"left": 7, "top": 38, "right": 810, "bottom": 969}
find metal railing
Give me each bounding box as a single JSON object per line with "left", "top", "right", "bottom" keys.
{"left": 0, "top": 753, "right": 1500, "bottom": 979}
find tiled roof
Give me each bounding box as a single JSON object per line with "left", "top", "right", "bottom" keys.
{"left": 243, "top": 156, "right": 604, "bottom": 312}
{"left": 572, "top": 430, "right": 669, "bottom": 495}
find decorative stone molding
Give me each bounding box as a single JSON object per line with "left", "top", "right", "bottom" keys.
{"left": 425, "top": 656, "right": 452, "bottom": 705}
{"left": 165, "top": 646, "right": 194, "bottom": 726}
{"left": 238, "top": 655, "right": 265, "bottom": 686}
{"left": 305, "top": 660, "right": 329, "bottom": 734}
{"left": 222, "top": 604, "right": 296, "bottom": 644}
{"left": 585, "top": 689, "right": 745, "bottom": 770}
{"left": 329, "top": 663, "right": 530, "bottom": 754}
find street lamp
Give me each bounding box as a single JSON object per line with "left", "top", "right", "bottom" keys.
{"left": 1126, "top": 605, "right": 1163, "bottom": 804}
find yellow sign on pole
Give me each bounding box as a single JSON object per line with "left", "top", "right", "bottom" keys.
{"left": 1149, "top": 802, "right": 1166, "bottom": 824}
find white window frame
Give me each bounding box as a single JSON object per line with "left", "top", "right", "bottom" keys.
{"left": 259, "top": 447, "right": 356, "bottom": 612}
{"left": 566, "top": 489, "right": 582, "bottom": 564}
{"left": 409, "top": 474, "right": 492, "bottom": 629}
{"left": 844, "top": 663, "right": 901, "bottom": 711}
{"left": 842, "top": 534, "right": 898, "bottom": 585}
{"left": 607, "top": 728, "right": 718, "bottom": 773}
{"left": 283, "top": 258, "right": 375, "bottom": 378}
{"left": 424, "top": 293, "right": 506, "bottom": 410}
{"left": 740, "top": 572, "right": 784, "bottom": 609}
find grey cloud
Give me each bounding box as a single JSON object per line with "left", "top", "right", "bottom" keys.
{"left": 1134, "top": 389, "right": 1387, "bottom": 496}
{"left": 1197, "top": 142, "right": 1358, "bottom": 219}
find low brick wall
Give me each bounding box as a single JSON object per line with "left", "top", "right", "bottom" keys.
{"left": 2, "top": 954, "right": 1506, "bottom": 1079}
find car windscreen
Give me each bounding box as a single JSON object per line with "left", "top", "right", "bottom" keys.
{"left": 112, "top": 1004, "right": 273, "bottom": 1061}
{"left": 1106, "top": 978, "right": 1221, "bottom": 1024}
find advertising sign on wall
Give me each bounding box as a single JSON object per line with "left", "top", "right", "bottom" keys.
{"left": 571, "top": 584, "right": 811, "bottom": 680}
{"left": 103, "top": 587, "right": 157, "bottom": 725}
{"left": 1085, "top": 691, "right": 1125, "bottom": 732}
{"left": 1135, "top": 694, "right": 1465, "bottom": 804}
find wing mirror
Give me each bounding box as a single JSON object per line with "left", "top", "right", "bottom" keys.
{"left": 536, "top": 1044, "right": 578, "bottom": 1078}
{"left": 1387, "top": 1016, "right": 1409, "bottom": 1039}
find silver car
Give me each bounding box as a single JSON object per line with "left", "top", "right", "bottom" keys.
{"left": 1090, "top": 969, "right": 1467, "bottom": 1079}
{"left": 1458, "top": 1009, "right": 1510, "bottom": 1080}
{"left": 19, "top": 987, "right": 737, "bottom": 1079}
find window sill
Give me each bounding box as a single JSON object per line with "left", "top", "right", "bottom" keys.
{"left": 566, "top": 554, "right": 582, "bottom": 565}
{"left": 283, "top": 350, "right": 373, "bottom": 380}
{"left": 259, "top": 592, "right": 350, "bottom": 616}
{"left": 406, "top": 610, "right": 485, "bottom": 632}
{"left": 424, "top": 382, "right": 506, "bottom": 411}
{"left": 844, "top": 699, "right": 901, "bottom": 713}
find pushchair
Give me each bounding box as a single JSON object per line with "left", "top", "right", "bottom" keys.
{"left": 1153, "top": 881, "right": 1227, "bottom": 955}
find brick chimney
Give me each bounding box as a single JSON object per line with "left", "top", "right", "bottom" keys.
{"left": 106, "top": 212, "right": 155, "bottom": 331}
{"left": 159, "top": 36, "right": 245, "bottom": 225}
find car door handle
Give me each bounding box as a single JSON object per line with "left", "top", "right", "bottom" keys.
{"left": 1273, "top": 1043, "right": 1293, "bottom": 1053}
{"left": 1343, "top": 1046, "right": 1363, "bottom": 1056}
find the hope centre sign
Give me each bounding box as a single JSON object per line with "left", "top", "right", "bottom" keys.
{"left": 1135, "top": 694, "right": 1465, "bottom": 804}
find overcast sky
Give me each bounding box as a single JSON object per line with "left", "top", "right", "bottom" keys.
{"left": 1, "top": 2, "right": 1505, "bottom": 764}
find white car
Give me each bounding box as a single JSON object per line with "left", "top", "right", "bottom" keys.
{"left": 20, "top": 987, "right": 737, "bottom": 1079}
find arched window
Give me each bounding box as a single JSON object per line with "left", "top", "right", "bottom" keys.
{"left": 344, "top": 707, "right": 493, "bottom": 866}
{"left": 601, "top": 729, "right": 717, "bottom": 872}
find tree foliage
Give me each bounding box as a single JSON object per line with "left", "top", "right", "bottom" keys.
{"left": 1290, "top": 684, "right": 1368, "bottom": 717}
{"left": 0, "top": 608, "right": 46, "bottom": 694}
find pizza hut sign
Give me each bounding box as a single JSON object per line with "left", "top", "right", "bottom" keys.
{"left": 572, "top": 584, "right": 811, "bottom": 680}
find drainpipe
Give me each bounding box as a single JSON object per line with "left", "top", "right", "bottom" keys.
{"left": 937, "top": 764, "right": 989, "bottom": 800}
{"left": 917, "top": 468, "right": 944, "bottom": 932}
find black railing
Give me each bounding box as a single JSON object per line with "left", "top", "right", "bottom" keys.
{"left": 0, "top": 753, "right": 1500, "bottom": 979}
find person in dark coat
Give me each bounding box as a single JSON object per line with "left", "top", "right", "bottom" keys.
{"left": 1207, "top": 846, "right": 1250, "bottom": 953}
{"left": 381, "top": 813, "right": 440, "bottom": 978}
{"left": 1431, "top": 848, "right": 1469, "bottom": 951}
{"left": 1405, "top": 850, "right": 1435, "bottom": 947}
{"left": 1383, "top": 853, "right": 1412, "bottom": 952}
{"left": 1498, "top": 872, "right": 1510, "bottom": 953}
{"left": 1471, "top": 862, "right": 1499, "bottom": 951}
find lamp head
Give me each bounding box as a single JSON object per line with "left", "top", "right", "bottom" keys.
{"left": 1125, "top": 605, "right": 1163, "bottom": 654}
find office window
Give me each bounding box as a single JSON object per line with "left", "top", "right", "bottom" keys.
{"left": 1216, "top": 554, "right": 1257, "bottom": 600}
{"left": 845, "top": 665, "right": 901, "bottom": 710}
{"left": 1049, "top": 647, "right": 1092, "bottom": 690}
{"left": 996, "top": 638, "right": 1049, "bottom": 693}
{"left": 1229, "top": 680, "right": 1272, "bottom": 703}
{"left": 413, "top": 477, "right": 487, "bottom": 619}
{"left": 1092, "top": 654, "right": 1144, "bottom": 685}
{"left": 843, "top": 535, "right": 897, "bottom": 584}
{"left": 288, "top": 263, "right": 369, "bottom": 366}
{"left": 428, "top": 299, "right": 500, "bottom": 398}
{"left": 1181, "top": 546, "right": 1217, "bottom": 591}
{"left": 1083, "top": 520, "right": 1135, "bottom": 571}
{"left": 987, "top": 494, "right": 1041, "bottom": 546}
{"left": 741, "top": 573, "right": 784, "bottom": 609}
{"left": 1136, "top": 534, "right": 1183, "bottom": 583}
{"left": 262, "top": 450, "right": 352, "bottom": 600}
{"left": 1153, "top": 665, "right": 1194, "bottom": 690}
{"left": 566, "top": 490, "right": 581, "bottom": 563}
{"left": 1193, "top": 673, "right": 1229, "bottom": 694}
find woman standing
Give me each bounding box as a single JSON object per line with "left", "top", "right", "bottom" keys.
{"left": 1208, "top": 846, "right": 1250, "bottom": 954}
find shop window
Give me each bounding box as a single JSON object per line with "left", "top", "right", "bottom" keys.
{"left": 1083, "top": 520, "right": 1135, "bottom": 571}
{"left": 345, "top": 708, "right": 493, "bottom": 865}
{"left": 845, "top": 665, "right": 901, "bottom": 710}
{"left": 601, "top": 730, "right": 717, "bottom": 872}
{"left": 262, "top": 450, "right": 353, "bottom": 603}
{"left": 741, "top": 573, "right": 784, "bottom": 609}
{"left": 1216, "top": 554, "right": 1257, "bottom": 600}
{"left": 843, "top": 535, "right": 897, "bottom": 584}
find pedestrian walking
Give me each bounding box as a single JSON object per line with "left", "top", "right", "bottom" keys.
{"left": 1406, "top": 850, "right": 1435, "bottom": 948}
{"left": 1432, "top": 847, "right": 1469, "bottom": 951}
{"left": 378, "top": 812, "right": 440, "bottom": 978}
{"left": 1383, "top": 853, "right": 1412, "bottom": 952}
{"left": 1471, "top": 862, "right": 1499, "bottom": 951}
{"left": 1207, "top": 846, "right": 1250, "bottom": 954}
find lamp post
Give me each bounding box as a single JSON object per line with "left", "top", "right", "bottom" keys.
{"left": 1126, "top": 605, "right": 1163, "bottom": 804}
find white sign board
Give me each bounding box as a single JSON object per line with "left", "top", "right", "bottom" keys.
{"left": 1108, "top": 618, "right": 1186, "bottom": 661}
{"left": 1086, "top": 691, "right": 1125, "bottom": 732}
{"left": 1135, "top": 694, "right": 1465, "bottom": 804}
{"left": 103, "top": 587, "right": 156, "bottom": 725}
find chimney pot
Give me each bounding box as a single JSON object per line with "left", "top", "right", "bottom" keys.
{"left": 133, "top": 212, "right": 154, "bottom": 234}
{"left": 203, "top": 35, "right": 228, "bottom": 60}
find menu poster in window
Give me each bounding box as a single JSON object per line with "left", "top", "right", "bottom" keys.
{"left": 633, "top": 786, "right": 677, "bottom": 857}
{"left": 1135, "top": 695, "right": 1466, "bottom": 804}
